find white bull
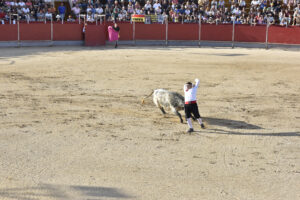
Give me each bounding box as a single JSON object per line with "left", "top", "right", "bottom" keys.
{"left": 142, "top": 89, "right": 185, "bottom": 123}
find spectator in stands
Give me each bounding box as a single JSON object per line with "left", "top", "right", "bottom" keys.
{"left": 67, "top": 14, "right": 75, "bottom": 22}
{"left": 45, "top": 9, "right": 52, "bottom": 21}
{"left": 58, "top": 3, "right": 66, "bottom": 20}
{"left": 22, "top": 5, "right": 30, "bottom": 19}
{"left": 80, "top": 0, "right": 88, "bottom": 11}
{"left": 118, "top": 6, "right": 127, "bottom": 21}
{"left": 112, "top": 1, "right": 119, "bottom": 21}
{"left": 161, "top": 0, "right": 169, "bottom": 12}
{"left": 37, "top": 9, "right": 45, "bottom": 21}
{"left": 0, "top": 0, "right": 299, "bottom": 25}
{"left": 292, "top": 4, "right": 300, "bottom": 25}
{"left": 0, "top": 8, "right": 5, "bottom": 23}
{"left": 26, "top": 0, "right": 32, "bottom": 7}
{"left": 218, "top": 0, "right": 225, "bottom": 9}
{"left": 144, "top": 1, "right": 152, "bottom": 12}
{"left": 135, "top": 7, "right": 142, "bottom": 14}
{"left": 95, "top": 5, "right": 103, "bottom": 15}
{"left": 104, "top": 4, "right": 111, "bottom": 20}
{"left": 72, "top": 4, "right": 81, "bottom": 19}
{"left": 87, "top": 11, "right": 94, "bottom": 21}
{"left": 153, "top": 0, "right": 161, "bottom": 11}
{"left": 127, "top": 1, "right": 134, "bottom": 16}
{"left": 135, "top": 2, "right": 141, "bottom": 10}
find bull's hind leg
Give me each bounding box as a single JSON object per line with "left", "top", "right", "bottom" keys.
{"left": 171, "top": 107, "right": 183, "bottom": 123}
{"left": 154, "top": 99, "right": 166, "bottom": 115}
{"left": 159, "top": 107, "right": 166, "bottom": 114}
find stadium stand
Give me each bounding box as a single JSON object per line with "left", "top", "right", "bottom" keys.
{"left": 0, "top": 0, "right": 300, "bottom": 25}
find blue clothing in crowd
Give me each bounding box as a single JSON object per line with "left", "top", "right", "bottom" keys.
{"left": 58, "top": 5, "right": 66, "bottom": 14}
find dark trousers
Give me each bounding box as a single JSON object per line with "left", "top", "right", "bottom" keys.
{"left": 184, "top": 103, "right": 201, "bottom": 119}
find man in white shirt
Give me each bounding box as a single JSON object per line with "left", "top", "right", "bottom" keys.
{"left": 22, "top": 6, "right": 30, "bottom": 15}
{"left": 18, "top": 1, "right": 25, "bottom": 7}
{"left": 153, "top": 0, "right": 161, "bottom": 10}
{"left": 144, "top": 1, "right": 152, "bottom": 11}
{"left": 184, "top": 79, "right": 205, "bottom": 133}
{"left": 96, "top": 6, "right": 103, "bottom": 15}
{"left": 72, "top": 4, "right": 81, "bottom": 17}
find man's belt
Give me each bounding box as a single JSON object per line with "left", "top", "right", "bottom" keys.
{"left": 185, "top": 101, "right": 197, "bottom": 104}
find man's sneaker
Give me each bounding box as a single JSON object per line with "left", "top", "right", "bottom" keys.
{"left": 187, "top": 128, "right": 194, "bottom": 133}
{"left": 201, "top": 124, "right": 205, "bottom": 129}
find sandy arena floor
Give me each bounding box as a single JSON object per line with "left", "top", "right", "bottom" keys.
{"left": 0, "top": 46, "right": 299, "bottom": 200}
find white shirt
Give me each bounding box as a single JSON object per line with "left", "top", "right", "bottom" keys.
{"left": 185, "top": 9, "right": 190, "bottom": 15}
{"left": 153, "top": 3, "right": 161, "bottom": 9}
{"left": 19, "top": 1, "right": 25, "bottom": 7}
{"left": 96, "top": 7, "right": 103, "bottom": 14}
{"left": 184, "top": 79, "right": 200, "bottom": 102}
{"left": 22, "top": 7, "right": 30, "bottom": 14}
{"left": 144, "top": 3, "right": 152, "bottom": 10}
{"left": 72, "top": 7, "right": 81, "bottom": 15}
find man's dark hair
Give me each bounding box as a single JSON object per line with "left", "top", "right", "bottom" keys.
{"left": 186, "top": 82, "right": 192, "bottom": 85}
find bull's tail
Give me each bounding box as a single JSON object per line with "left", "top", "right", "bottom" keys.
{"left": 141, "top": 90, "right": 154, "bottom": 104}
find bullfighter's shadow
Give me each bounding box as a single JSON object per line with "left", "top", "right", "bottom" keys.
{"left": 194, "top": 117, "right": 300, "bottom": 137}
{"left": 0, "top": 183, "right": 132, "bottom": 200}
{"left": 203, "top": 117, "right": 262, "bottom": 130}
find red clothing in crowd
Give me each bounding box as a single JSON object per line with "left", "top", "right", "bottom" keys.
{"left": 0, "top": 12, "right": 5, "bottom": 19}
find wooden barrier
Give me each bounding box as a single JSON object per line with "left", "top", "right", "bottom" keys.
{"left": 1, "top": 22, "right": 300, "bottom": 46}
{"left": 53, "top": 23, "right": 83, "bottom": 41}
{"left": 0, "top": 24, "right": 18, "bottom": 41}
{"left": 268, "top": 26, "right": 300, "bottom": 44}
{"left": 85, "top": 25, "right": 106, "bottom": 46}
{"left": 201, "top": 24, "right": 232, "bottom": 41}
{"left": 20, "top": 23, "right": 51, "bottom": 41}
{"left": 135, "top": 23, "right": 165, "bottom": 40}
{"left": 168, "top": 23, "right": 198, "bottom": 40}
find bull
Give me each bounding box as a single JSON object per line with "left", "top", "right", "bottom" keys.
{"left": 142, "top": 89, "right": 186, "bottom": 123}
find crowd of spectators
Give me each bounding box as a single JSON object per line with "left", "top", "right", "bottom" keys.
{"left": 0, "top": 0, "right": 57, "bottom": 22}
{"left": 1, "top": 0, "right": 300, "bottom": 25}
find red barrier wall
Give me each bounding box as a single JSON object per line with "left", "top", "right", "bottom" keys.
{"left": 235, "top": 25, "right": 266, "bottom": 43}
{"left": 53, "top": 23, "right": 83, "bottom": 41}
{"left": 268, "top": 26, "right": 300, "bottom": 45}
{"left": 2, "top": 23, "right": 300, "bottom": 46}
{"left": 0, "top": 25, "right": 17, "bottom": 41}
{"left": 118, "top": 23, "right": 133, "bottom": 40}
{"left": 135, "top": 23, "right": 165, "bottom": 40}
{"left": 20, "top": 23, "right": 51, "bottom": 40}
{"left": 85, "top": 25, "right": 106, "bottom": 46}
{"left": 201, "top": 24, "right": 232, "bottom": 41}
{"left": 168, "top": 23, "right": 198, "bottom": 40}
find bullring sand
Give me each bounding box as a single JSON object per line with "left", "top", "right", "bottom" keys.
{"left": 0, "top": 46, "right": 299, "bottom": 200}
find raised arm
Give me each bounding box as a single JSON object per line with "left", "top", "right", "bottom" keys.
{"left": 194, "top": 78, "right": 200, "bottom": 88}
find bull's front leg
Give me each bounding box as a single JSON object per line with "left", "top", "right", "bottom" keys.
{"left": 171, "top": 107, "right": 183, "bottom": 123}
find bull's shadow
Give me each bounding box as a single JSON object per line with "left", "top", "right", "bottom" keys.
{"left": 0, "top": 183, "right": 133, "bottom": 200}
{"left": 203, "top": 117, "right": 262, "bottom": 130}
